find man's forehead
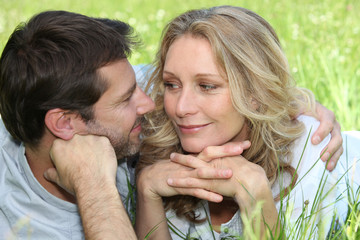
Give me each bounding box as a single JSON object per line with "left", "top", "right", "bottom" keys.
{"left": 98, "top": 59, "right": 135, "bottom": 83}
{"left": 95, "top": 59, "right": 136, "bottom": 103}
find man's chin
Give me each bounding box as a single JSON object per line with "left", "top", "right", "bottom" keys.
{"left": 114, "top": 143, "right": 140, "bottom": 159}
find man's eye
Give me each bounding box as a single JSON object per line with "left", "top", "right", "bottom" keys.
{"left": 123, "top": 94, "right": 132, "bottom": 102}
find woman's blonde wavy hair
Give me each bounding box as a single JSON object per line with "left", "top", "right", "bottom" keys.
{"left": 137, "top": 5, "right": 316, "bottom": 222}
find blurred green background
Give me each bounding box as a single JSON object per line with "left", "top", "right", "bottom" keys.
{"left": 0, "top": 0, "right": 359, "bottom": 130}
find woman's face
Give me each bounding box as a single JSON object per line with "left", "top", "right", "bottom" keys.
{"left": 163, "top": 34, "right": 248, "bottom": 153}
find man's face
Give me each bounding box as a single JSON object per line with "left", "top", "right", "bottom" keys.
{"left": 85, "top": 59, "right": 155, "bottom": 158}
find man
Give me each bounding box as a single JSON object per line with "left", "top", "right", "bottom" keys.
{"left": 0, "top": 10, "right": 154, "bottom": 239}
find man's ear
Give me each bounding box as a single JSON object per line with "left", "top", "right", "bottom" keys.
{"left": 45, "top": 108, "right": 85, "bottom": 140}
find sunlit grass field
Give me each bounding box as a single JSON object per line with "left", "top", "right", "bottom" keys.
{"left": 1, "top": 0, "right": 359, "bottom": 130}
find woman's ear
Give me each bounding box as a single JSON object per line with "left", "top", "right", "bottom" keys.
{"left": 45, "top": 108, "right": 85, "bottom": 140}
{"left": 250, "top": 96, "right": 260, "bottom": 111}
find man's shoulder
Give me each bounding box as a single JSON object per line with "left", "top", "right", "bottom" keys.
{"left": 292, "top": 115, "right": 330, "bottom": 175}
{"left": 0, "top": 118, "right": 9, "bottom": 143}
{"left": 132, "top": 64, "right": 153, "bottom": 89}
{"left": 116, "top": 157, "right": 137, "bottom": 224}
{"left": 0, "top": 118, "right": 22, "bottom": 153}
{"left": 296, "top": 115, "right": 320, "bottom": 132}
{"left": 295, "top": 115, "right": 330, "bottom": 151}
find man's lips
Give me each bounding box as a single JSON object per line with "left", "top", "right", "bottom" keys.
{"left": 131, "top": 123, "right": 142, "bottom": 133}
{"left": 177, "top": 123, "right": 210, "bottom": 134}
{"left": 131, "top": 119, "right": 143, "bottom": 133}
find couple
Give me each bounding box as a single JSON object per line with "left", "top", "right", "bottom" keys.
{"left": 0, "top": 6, "right": 356, "bottom": 240}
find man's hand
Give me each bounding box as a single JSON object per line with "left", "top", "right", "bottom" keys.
{"left": 312, "top": 102, "right": 343, "bottom": 171}
{"left": 44, "top": 134, "right": 117, "bottom": 194}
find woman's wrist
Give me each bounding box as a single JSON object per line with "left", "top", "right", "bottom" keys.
{"left": 137, "top": 171, "right": 163, "bottom": 201}
{"left": 234, "top": 173, "right": 272, "bottom": 212}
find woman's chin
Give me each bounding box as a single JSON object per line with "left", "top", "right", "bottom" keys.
{"left": 182, "top": 144, "right": 202, "bottom": 154}
{"left": 181, "top": 142, "right": 211, "bottom": 154}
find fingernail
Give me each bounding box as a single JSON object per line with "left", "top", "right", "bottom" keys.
{"left": 170, "top": 153, "right": 175, "bottom": 159}
{"left": 167, "top": 178, "right": 173, "bottom": 185}
{"left": 322, "top": 152, "right": 330, "bottom": 161}
{"left": 43, "top": 172, "right": 48, "bottom": 180}
{"left": 213, "top": 195, "right": 222, "bottom": 202}
{"left": 313, "top": 135, "right": 321, "bottom": 145}
{"left": 327, "top": 161, "right": 334, "bottom": 170}
{"left": 234, "top": 145, "right": 242, "bottom": 152}
{"left": 223, "top": 169, "right": 232, "bottom": 177}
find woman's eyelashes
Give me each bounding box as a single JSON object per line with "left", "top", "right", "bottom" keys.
{"left": 163, "top": 81, "right": 180, "bottom": 89}
{"left": 199, "top": 84, "right": 217, "bottom": 91}
{"left": 163, "top": 81, "right": 218, "bottom": 92}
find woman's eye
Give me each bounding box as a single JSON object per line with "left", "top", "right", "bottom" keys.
{"left": 164, "top": 82, "right": 179, "bottom": 89}
{"left": 200, "top": 84, "right": 216, "bottom": 91}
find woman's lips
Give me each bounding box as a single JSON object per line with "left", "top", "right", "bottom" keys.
{"left": 177, "top": 123, "right": 210, "bottom": 134}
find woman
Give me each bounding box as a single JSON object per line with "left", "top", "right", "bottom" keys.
{"left": 136, "top": 6, "right": 360, "bottom": 239}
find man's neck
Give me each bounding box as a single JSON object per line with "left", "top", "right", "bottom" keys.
{"left": 25, "top": 135, "right": 76, "bottom": 203}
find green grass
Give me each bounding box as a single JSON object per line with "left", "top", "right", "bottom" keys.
{"left": 1, "top": 0, "right": 359, "bottom": 130}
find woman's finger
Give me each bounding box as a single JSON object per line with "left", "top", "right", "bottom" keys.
{"left": 197, "top": 141, "right": 251, "bottom": 162}
{"left": 176, "top": 187, "right": 223, "bottom": 203}
{"left": 170, "top": 153, "right": 207, "bottom": 168}
{"left": 170, "top": 153, "right": 233, "bottom": 178}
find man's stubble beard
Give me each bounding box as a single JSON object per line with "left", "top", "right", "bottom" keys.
{"left": 85, "top": 120, "right": 140, "bottom": 159}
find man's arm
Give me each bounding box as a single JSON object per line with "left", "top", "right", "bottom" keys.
{"left": 74, "top": 175, "right": 135, "bottom": 239}
{"left": 44, "top": 135, "right": 136, "bottom": 240}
